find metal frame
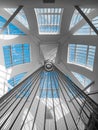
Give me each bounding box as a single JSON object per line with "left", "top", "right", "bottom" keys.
{"left": 0, "top": 65, "right": 98, "bottom": 129}
{"left": 75, "top": 6, "right": 98, "bottom": 35}
{"left": 0, "top": 5, "right": 23, "bottom": 33}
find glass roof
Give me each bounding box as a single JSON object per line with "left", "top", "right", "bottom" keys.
{"left": 67, "top": 44, "right": 96, "bottom": 71}
{"left": 69, "top": 8, "right": 98, "bottom": 35}
{"left": 70, "top": 8, "right": 95, "bottom": 29}
{"left": 40, "top": 71, "right": 59, "bottom": 98}
{"left": 74, "top": 23, "right": 96, "bottom": 35}
{"left": 8, "top": 72, "right": 29, "bottom": 98}
{"left": 72, "top": 72, "right": 91, "bottom": 92}
{"left": 92, "top": 16, "right": 98, "bottom": 30}
{"left": 4, "top": 8, "right": 29, "bottom": 29}
{"left": 0, "top": 16, "right": 25, "bottom": 35}
{"left": 8, "top": 72, "right": 27, "bottom": 90}
{"left": 34, "top": 8, "right": 63, "bottom": 35}
{"left": 3, "top": 43, "right": 30, "bottom": 68}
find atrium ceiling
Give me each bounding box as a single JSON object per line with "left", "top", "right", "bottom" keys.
{"left": 0, "top": 0, "right": 98, "bottom": 103}
{"left": 0, "top": 0, "right": 98, "bottom": 130}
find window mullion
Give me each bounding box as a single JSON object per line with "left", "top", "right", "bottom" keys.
{"left": 86, "top": 45, "right": 89, "bottom": 67}
{"left": 10, "top": 45, "right": 13, "bottom": 67}
{"left": 74, "top": 44, "right": 77, "bottom": 63}
{"left": 22, "top": 44, "right": 24, "bottom": 63}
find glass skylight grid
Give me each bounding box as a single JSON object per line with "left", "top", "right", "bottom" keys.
{"left": 70, "top": 8, "right": 94, "bottom": 29}
{"left": 74, "top": 23, "right": 96, "bottom": 35}
{"left": 75, "top": 45, "right": 87, "bottom": 65}
{"left": 72, "top": 72, "right": 91, "bottom": 88}
{"left": 68, "top": 44, "right": 96, "bottom": 71}
{"left": 8, "top": 72, "right": 27, "bottom": 90}
{"left": 8, "top": 72, "right": 30, "bottom": 98}
{"left": 34, "top": 8, "right": 63, "bottom": 35}
{"left": 70, "top": 8, "right": 98, "bottom": 35}
{"left": 92, "top": 16, "right": 98, "bottom": 30}
{"left": 74, "top": 16, "right": 98, "bottom": 35}
{"left": 3, "top": 43, "right": 30, "bottom": 68}
{"left": 87, "top": 46, "right": 96, "bottom": 68}
{"left": 40, "top": 71, "right": 59, "bottom": 98}
{"left": 0, "top": 16, "right": 25, "bottom": 35}
{"left": 4, "top": 8, "right": 29, "bottom": 29}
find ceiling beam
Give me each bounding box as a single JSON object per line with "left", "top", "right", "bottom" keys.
{"left": 0, "top": 5, "right": 23, "bottom": 33}
{"left": 75, "top": 5, "right": 98, "bottom": 35}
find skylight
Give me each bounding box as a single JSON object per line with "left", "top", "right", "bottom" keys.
{"left": 0, "top": 16, "right": 25, "bottom": 35}
{"left": 3, "top": 43, "right": 30, "bottom": 68}
{"left": 8, "top": 72, "right": 27, "bottom": 91}
{"left": 4, "top": 8, "right": 29, "bottom": 29}
{"left": 70, "top": 8, "right": 94, "bottom": 29}
{"left": 72, "top": 72, "right": 91, "bottom": 87}
{"left": 92, "top": 16, "right": 98, "bottom": 30}
{"left": 72, "top": 72, "right": 91, "bottom": 92}
{"left": 67, "top": 44, "right": 96, "bottom": 71}
{"left": 34, "top": 8, "right": 63, "bottom": 35}
{"left": 69, "top": 8, "right": 98, "bottom": 35}
{"left": 40, "top": 71, "right": 59, "bottom": 98}
{"left": 8, "top": 72, "right": 29, "bottom": 98}
{"left": 74, "top": 16, "right": 98, "bottom": 35}
{"left": 74, "top": 23, "right": 96, "bottom": 35}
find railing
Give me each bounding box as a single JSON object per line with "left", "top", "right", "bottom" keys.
{"left": 0, "top": 65, "right": 98, "bottom": 130}
{"left": 54, "top": 65, "right": 98, "bottom": 130}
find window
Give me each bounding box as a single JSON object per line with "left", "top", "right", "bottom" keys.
{"left": 0, "top": 16, "right": 25, "bottom": 35}
{"left": 8, "top": 72, "right": 31, "bottom": 98}
{"left": 74, "top": 15, "right": 98, "bottom": 35}
{"left": 8, "top": 72, "right": 27, "bottom": 90}
{"left": 74, "top": 23, "right": 96, "bottom": 35}
{"left": 72, "top": 72, "right": 91, "bottom": 92}
{"left": 70, "top": 8, "right": 94, "bottom": 29}
{"left": 3, "top": 43, "right": 30, "bottom": 68}
{"left": 69, "top": 8, "right": 98, "bottom": 35}
{"left": 40, "top": 71, "right": 59, "bottom": 98}
{"left": 92, "top": 16, "right": 98, "bottom": 30}
{"left": 34, "top": 8, "right": 63, "bottom": 35}
{"left": 67, "top": 44, "right": 96, "bottom": 71}
{"left": 4, "top": 8, "right": 29, "bottom": 29}
{"left": 72, "top": 72, "right": 91, "bottom": 87}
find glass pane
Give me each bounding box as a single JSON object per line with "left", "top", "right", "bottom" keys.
{"left": 8, "top": 72, "right": 27, "bottom": 90}
{"left": 72, "top": 72, "right": 91, "bottom": 87}
{"left": 70, "top": 8, "right": 95, "bottom": 29}
{"left": 34, "top": 8, "right": 63, "bottom": 35}
{"left": 4, "top": 8, "right": 29, "bottom": 29}
{"left": 40, "top": 71, "right": 59, "bottom": 98}
{"left": 3, "top": 43, "right": 30, "bottom": 68}
{"left": 68, "top": 44, "right": 96, "bottom": 71}
{"left": 0, "top": 16, "right": 25, "bottom": 35}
